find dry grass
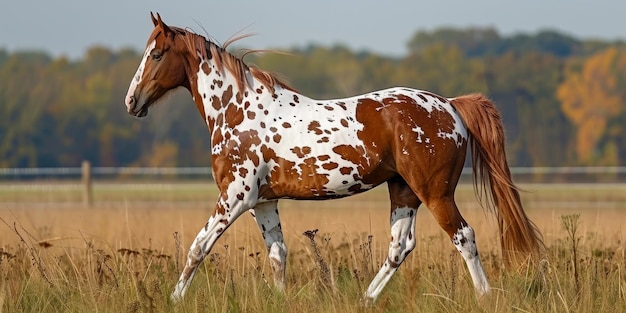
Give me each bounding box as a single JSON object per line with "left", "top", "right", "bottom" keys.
{"left": 1, "top": 182, "right": 625, "bottom": 312}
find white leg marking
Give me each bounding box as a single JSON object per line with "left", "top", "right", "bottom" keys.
{"left": 365, "top": 207, "right": 417, "bottom": 300}
{"left": 452, "top": 225, "right": 490, "bottom": 296}
{"left": 253, "top": 201, "right": 287, "bottom": 291}
{"left": 171, "top": 195, "right": 250, "bottom": 301}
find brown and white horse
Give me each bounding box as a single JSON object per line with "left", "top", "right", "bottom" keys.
{"left": 125, "top": 13, "right": 543, "bottom": 302}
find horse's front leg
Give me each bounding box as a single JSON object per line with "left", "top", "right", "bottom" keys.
{"left": 251, "top": 200, "right": 287, "bottom": 291}
{"left": 171, "top": 191, "right": 255, "bottom": 301}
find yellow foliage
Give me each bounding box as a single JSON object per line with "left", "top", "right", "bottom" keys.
{"left": 557, "top": 47, "right": 626, "bottom": 163}
{"left": 575, "top": 117, "right": 606, "bottom": 161}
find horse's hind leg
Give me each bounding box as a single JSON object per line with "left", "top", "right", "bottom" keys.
{"left": 365, "top": 177, "right": 420, "bottom": 301}
{"left": 251, "top": 200, "right": 287, "bottom": 291}
{"left": 424, "top": 195, "right": 490, "bottom": 296}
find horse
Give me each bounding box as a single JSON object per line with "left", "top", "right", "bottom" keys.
{"left": 125, "top": 13, "right": 543, "bottom": 302}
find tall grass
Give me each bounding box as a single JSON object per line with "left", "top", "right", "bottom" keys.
{"left": 1, "top": 183, "right": 625, "bottom": 312}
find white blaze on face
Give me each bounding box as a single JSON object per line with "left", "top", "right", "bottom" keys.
{"left": 125, "top": 40, "right": 156, "bottom": 110}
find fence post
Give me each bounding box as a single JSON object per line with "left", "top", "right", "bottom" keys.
{"left": 82, "top": 160, "right": 93, "bottom": 207}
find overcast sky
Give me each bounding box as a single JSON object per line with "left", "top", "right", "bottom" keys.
{"left": 2, "top": 1, "right": 624, "bottom": 59}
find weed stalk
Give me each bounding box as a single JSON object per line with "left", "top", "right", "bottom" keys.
{"left": 560, "top": 214, "right": 581, "bottom": 294}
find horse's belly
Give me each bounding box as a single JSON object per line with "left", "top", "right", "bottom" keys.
{"left": 264, "top": 162, "right": 382, "bottom": 200}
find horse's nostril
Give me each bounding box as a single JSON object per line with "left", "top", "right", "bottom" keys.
{"left": 126, "top": 96, "right": 136, "bottom": 112}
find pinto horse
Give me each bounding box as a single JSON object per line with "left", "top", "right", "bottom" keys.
{"left": 125, "top": 13, "right": 543, "bottom": 301}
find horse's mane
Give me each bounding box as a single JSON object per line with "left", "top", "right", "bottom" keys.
{"left": 168, "top": 26, "right": 295, "bottom": 93}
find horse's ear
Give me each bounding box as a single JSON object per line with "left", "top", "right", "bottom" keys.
{"left": 154, "top": 12, "right": 174, "bottom": 38}
{"left": 157, "top": 13, "right": 174, "bottom": 37}
{"left": 150, "top": 12, "right": 158, "bottom": 27}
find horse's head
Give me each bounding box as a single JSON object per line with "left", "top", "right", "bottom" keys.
{"left": 125, "top": 13, "right": 190, "bottom": 117}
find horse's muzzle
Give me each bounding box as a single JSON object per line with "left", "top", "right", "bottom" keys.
{"left": 126, "top": 95, "right": 148, "bottom": 117}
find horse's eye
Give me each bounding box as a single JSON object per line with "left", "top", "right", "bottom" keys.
{"left": 151, "top": 51, "right": 163, "bottom": 61}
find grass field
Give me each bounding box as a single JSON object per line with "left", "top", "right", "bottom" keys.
{"left": 1, "top": 182, "right": 625, "bottom": 312}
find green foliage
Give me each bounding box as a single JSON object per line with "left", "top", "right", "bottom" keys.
{"left": 485, "top": 51, "right": 572, "bottom": 166}
{"left": 407, "top": 27, "right": 501, "bottom": 57}
{"left": 407, "top": 27, "right": 583, "bottom": 58}
{"left": 0, "top": 29, "right": 625, "bottom": 167}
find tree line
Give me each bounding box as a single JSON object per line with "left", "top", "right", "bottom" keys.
{"left": 1, "top": 27, "right": 625, "bottom": 168}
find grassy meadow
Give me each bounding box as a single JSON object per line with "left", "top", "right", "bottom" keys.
{"left": 0, "top": 182, "right": 625, "bottom": 312}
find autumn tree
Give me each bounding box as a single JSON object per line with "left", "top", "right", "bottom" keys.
{"left": 557, "top": 47, "right": 626, "bottom": 165}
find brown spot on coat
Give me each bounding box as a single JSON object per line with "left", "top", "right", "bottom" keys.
{"left": 224, "top": 105, "right": 244, "bottom": 127}
{"left": 318, "top": 155, "right": 330, "bottom": 161}
{"left": 213, "top": 128, "right": 223, "bottom": 145}
{"left": 273, "top": 134, "right": 282, "bottom": 143}
{"left": 339, "top": 167, "right": 353, "bottom": 175}
{"left": 211, "top": 95, "right": 221, "bottom": 111}
{"left": 238, "top": 167, "right": 248, "bottom": 178}
{"left": 348, "top": 184, "right": 363, "bottom": 193}
{"left": 307, "top": 121, "right": 323, "bottom": 135}
{"left": 221, "top": 85, "right": 233, "bottom": 107}
{"left": 201, "top": 62, "right": 211, "bottom": 75}
{"left": 214, "top": 203, "right": 226, "bottom": 216}
{"left": 333, "top": 145, "right": 368, "bottom": 174}
{"left": 291, "top": 146, "right": 311, "bottom": 158}
{"left": 322, "top": 162, "right": 338, "bottom": 170}
{"left": 259, "top": 145, "right": 333, "bottom": 199}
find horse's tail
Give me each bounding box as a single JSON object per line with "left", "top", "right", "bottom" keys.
{"left": 450, "top": 93, "right": 544, "bottom": 266}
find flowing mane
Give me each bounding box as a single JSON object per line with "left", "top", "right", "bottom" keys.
{"left": 150, "top": 26, "right": 294, "bottom": 93}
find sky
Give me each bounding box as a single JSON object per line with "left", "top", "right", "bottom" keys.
{"left": 1, "top": 1, "right": 625, "bottom": 59}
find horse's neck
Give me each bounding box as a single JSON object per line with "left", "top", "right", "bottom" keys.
{"left": 193, "top": 58, "right": 292, "bottom": 131}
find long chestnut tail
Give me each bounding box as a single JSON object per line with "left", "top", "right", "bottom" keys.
{"left": 450, "top": 94, "right": 544, "bottom": 265}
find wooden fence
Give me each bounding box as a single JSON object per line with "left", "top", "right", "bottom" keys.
{"left": 1, "top": 163, "right": 625, "bottom": 207}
